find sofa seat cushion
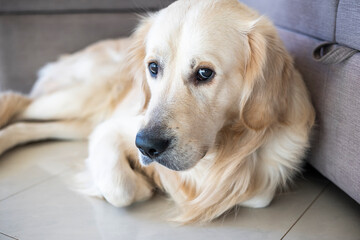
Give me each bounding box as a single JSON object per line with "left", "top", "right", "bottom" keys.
{"left": 0, "top": 0, "right": 174, "bottom": 12}
{"left": 0, "top": 13, "right": 139, "bottom": 92}
{"left": 239, "top": 0, "right": 338, "bottom": 41}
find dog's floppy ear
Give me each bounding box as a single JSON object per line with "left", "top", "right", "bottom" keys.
{"left": 240, "top": 18, "right": 292, "bottom": 131}
{"left": 126, "top": 15, "right": 154, "bottom": 110}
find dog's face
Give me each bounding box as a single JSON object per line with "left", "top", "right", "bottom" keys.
{"left": 135, "top": 0, "right": 290, "bottom": 171}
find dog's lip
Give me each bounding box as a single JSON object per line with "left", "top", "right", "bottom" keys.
{"left": 139, "top": 147, "right": 209, "bottom": 171}
{"left": 200, "top": 147, "right": 209, "bottom": 158}
{"left": 139, "top": 151, "right": 181, "bottom": 170}
{"left": 139, "top": 153, "right": 154, "bottom": 165}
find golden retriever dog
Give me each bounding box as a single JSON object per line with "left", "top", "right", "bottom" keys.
{"left": 0, "top": 0, "right": 315, "bottom": 223}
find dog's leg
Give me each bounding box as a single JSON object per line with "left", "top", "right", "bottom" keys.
{"left": 0, "top": 120, "right": 91, "bottom": 156}
{"left": 1, "top": 86, "right": 100, "bottom": 127}
{"left": 0, "top": 92, "right": 32, "bottom": 128}
{"left": 19, "top": 85, "right": 102, "bottom": 121}
{"left": 81, "top": 117, "right": 154, "bottom": 207}
{"left": 239, "top": 189, "right": 275, "bottom": 208}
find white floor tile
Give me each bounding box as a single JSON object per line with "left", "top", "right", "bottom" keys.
{"left": 283, "top": 183, "right": 360, "bottom": 240}
{"left": 0, "top": 141, "right": 87, "bottom": 201}
{"left": 0, "top": 142, "right": 329, "bottom": 240}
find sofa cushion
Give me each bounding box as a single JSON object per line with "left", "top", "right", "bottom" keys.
{"left": 239, "top": 0, "right": 338, "bottom": 41}
{"left": 336, "top": 0, "right": 360, "bottom": 51}
{"left": 278, "top": 27, "right": 360, "bottom": 203}
{"left": 0, "top": 13, "right": 139, "bottom": 93}
{"left": 0, "top": 0, "right": 174, "bottom": 12}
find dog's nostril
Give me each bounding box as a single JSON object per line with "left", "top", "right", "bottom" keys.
{"left": 135, "top": 131, "right": 170, "bottom": 159}
{"left": 148, "top": 148, "right": 158, "bottom": 157}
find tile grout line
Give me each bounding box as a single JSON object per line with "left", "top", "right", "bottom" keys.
{"left": 280, "top": 182, "right": 330, "bottom": 240}
{"left": 0, "top": 231, "right": 19, "bottom": 240}
{"left": 0, "top": 167, "right": 72, "bottom": 202}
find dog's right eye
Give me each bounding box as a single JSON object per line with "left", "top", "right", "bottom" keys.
{"left": 148, "top": 62, "right": 159, "bottom": 78}
{"left": 196, "top": 68, "right": 215, "bottom": 83}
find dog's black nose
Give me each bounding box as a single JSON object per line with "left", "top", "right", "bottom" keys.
{"left": 135, "top": 131, "right": 170, "bottom": 159}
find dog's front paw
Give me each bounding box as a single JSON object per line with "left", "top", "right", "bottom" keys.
{"left": 82, "top": 152, "right": 154, "bottom": 208}
{"left": 96, "top": 171, "right": 154, "bottom": 207}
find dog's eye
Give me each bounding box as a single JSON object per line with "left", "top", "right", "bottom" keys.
{"left": 148, "top": 62, "right": 159, "bottom": 77}
{"left": 196, "top": 68, "right": 214, "bottom": 82}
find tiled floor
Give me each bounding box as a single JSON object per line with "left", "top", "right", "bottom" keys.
{"left": 0, "top": 141, "right": 359, "bottom": 240}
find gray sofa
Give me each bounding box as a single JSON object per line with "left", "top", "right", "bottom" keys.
{"left": 0, "top": 0, "right": 359, "bottom": 203}
{"left": 239, "top": 0, "right": 360, "bottom": 204}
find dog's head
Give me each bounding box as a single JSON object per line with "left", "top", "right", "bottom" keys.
{"left": 133, "top": 0, "right": 292, "bottom": 171}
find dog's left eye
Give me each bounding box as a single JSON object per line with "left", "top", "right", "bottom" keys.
{"left": 148, "top": 62, "right": 159, "bottom": 78}
{"left": 196, "top": 68, "right": 215, "bottom": 82}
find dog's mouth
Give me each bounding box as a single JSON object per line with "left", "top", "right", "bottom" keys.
{"left": 138, "top": 147, "right": 208, "bottom": 171}
{"left": 139, "top": 153, "right": 183, "bottom": 171}
{"left": 138, "top": 150, "right": 189, "bottom": 171}
{"left": 139, "top": 154, "right": 154, "bottom": 166}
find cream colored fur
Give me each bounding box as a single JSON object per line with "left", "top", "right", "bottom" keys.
{"left": 0, "top": 0, "right": 314, "bottom": 223}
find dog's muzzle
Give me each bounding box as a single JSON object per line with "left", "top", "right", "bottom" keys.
{"left": 135, "top": 125, "right": 198, "bottom": 171}
{"left": 135, "top": 130, "right": 170, "bottom": 159}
